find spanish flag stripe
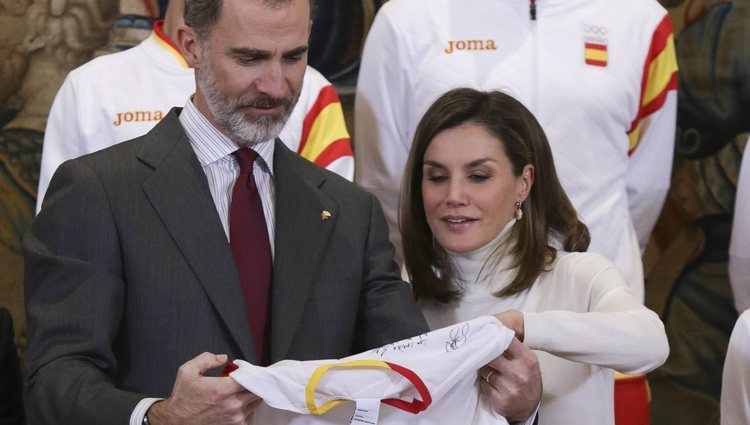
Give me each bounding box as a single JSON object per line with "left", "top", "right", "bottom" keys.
{"left": 381, "top": 361, "right": 433, "bottom": 414}
{"left": 586, "top": 59, "right": 608, "bottom": 67}
{"left": 585, "top": 49, "right": 608, "bottom": 62}
{"left": 642, "top": 72, "right": 678, "bottom": 118}
{"left": 642, "top": 34, "right": 678, "bottom": 106}
{"left": 299, "top": 101, "right": 351, "bottom": 162}
{"left": 304, "top": 359, "right": 431, "bottom": 415}
{"left": 153, "top": 20, "right": 189, "bottom": 68}
{"left": 627, "top": 73, "right": 677, "bottom": 154}
{"left": 299, "top": 85, "right": 342, "bottom": 154}
{"left": 305, "top": 360, "right": 389, "bottom": 415}
{"left": 585, "top": 43, "right": 607, "bottom": 51}
{"left": 313, "top": 138, "right": 354, "bottom": 168}
{"left": 648, "top": 15, "right": 674, "bottom": 58}
{"left": 628, "top": 123, "right": 641, "bottom": 154}
{"left": 627, "top": 15, "right": 677, "bottom": 153}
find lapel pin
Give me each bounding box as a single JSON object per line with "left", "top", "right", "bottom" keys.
{"left": 321, "top": 210, "right": 332, "bottom": 220}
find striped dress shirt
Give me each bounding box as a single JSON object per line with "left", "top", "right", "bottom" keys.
{"left": 179, "top": 99, "right": 277, "bottom": 256}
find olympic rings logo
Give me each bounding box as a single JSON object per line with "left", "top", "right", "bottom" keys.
{"left": 583, "top": 25, "right": 608, "bottom": 35}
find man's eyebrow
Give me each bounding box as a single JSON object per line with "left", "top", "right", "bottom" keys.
{"left": 225, "top": 46, "right": 309, "bottom": 60}
{"left": 226, "top": 47, "right": 271, "bottom": 59}
{"left": 282, "top": 46, "right": 309, "bottom": 58}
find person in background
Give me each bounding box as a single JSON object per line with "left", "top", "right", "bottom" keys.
{"left": 723, "top": 137, "right": 750, "bottom": 424}
{"left": 355, "top": 0, "right": 677, "bottom": 306}
{"left": 400, "top": 88, "right": 669, "bottom": 425}
{"left": 355, "top": 2, "right": 677, "bottom": 421}
{"left": 728, "top": 135, "right": 750, "bottom": 313}
{"left": 720, "top": 309, "right": 750, "bottom": 425}
{"left": 0, "top": 308, "right": 24, "bottom": 425}
{"left": 23, "top": 1, "right": 541, "bottom": 424}
{"left": 36, "top": 0, "right": 353, "bottom": 212}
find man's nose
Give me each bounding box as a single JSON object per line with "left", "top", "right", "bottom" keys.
{"left": 255, "top": 61, "right": 287, "bottom": 99}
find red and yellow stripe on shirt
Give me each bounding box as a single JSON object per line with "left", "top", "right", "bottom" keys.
{"left": 298, "top": 85, "right": 353, "bottom": 168}
{"left": 305, "top": 359, "right": 432, "bottom": 415}
{"left": 585, "top": 42, "right": 608, "bottom": 67}
{"left": 153, "top": 19, "right": 189, "bottom": 68}
{"left": 627, "top": 15, "right": 678, "bottom": 154}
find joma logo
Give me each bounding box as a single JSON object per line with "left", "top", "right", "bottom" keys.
{"left": 444, "top": 39, "right": 497, "bottom": 54}
{"left": 113, "top": 110, "right": 165, "bottom": 127}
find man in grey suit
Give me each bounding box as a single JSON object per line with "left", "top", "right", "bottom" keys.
{"left": 24, "top": 0, "right": 541, "bottom": 424}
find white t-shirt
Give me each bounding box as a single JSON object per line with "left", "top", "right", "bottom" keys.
{"left": 230, "top": 316, "right": 516, "bottom": 425}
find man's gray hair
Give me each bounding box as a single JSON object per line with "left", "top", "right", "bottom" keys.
{"left": 185, "top": 0, "right": 315, "bottom": 40}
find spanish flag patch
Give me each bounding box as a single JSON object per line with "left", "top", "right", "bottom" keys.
{"left": 584, "top": 42, "right": 608, "bottom": 67}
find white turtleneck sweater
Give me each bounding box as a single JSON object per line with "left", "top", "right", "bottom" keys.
{"left": 419, "top": 221, "right": 668, "bottom": 425}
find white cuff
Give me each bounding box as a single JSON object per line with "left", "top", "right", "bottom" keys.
{"left": 511, "top": 402, "right": 540, "bottom": 425}
{"left": 129, "top": 398, "right": 163, "bottom": 425}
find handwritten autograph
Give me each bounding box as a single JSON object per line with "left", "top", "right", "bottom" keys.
{"left": 445, "top": 322, "right": 470, "bottom": 352}
{"left": 371, "top": 333, "right": 427, "bottom": 357}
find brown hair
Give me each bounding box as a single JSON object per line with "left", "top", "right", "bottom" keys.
{"left": 184, "top": 0, "right": 316, "bottom": 40}
{"left": 401, "top": 88, "right": 590, "bottom": 303}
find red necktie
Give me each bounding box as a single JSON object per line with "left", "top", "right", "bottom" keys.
{"left": 230, "top": 147, "right": 272, "bottom": 365}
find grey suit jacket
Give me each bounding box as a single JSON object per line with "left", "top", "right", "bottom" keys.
{"left": 24, "top": 109, "right": 428, "bottom": 424}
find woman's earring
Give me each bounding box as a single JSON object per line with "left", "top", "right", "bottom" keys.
{"left": 515, "top": 201, "right": 523, "bottom": 220}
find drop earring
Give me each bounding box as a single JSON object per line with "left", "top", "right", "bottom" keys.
{"left": 515, "top": 201, "right": 523, "bottom": 220}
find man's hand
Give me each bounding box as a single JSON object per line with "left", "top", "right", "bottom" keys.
{"left": 479, "top": 338, "right": 541, "bottom": 422}
{"left": 494, "top": 310, "right": 525, "bottom": 341}
{"left": 148, "top": 352, "right": 261, "bottom": 425}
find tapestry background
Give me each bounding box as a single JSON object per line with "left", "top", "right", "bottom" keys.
{"left": 644, "top": 1, "right": 748, "bottom": 424}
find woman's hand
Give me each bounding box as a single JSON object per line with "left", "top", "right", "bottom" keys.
{"left": 494, "top": 310, "right": 525, "bottom": 342}
{"left": 479, "top": 338, "right": 541, "bottom": 422}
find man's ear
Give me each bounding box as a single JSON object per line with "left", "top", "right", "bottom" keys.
{"left": 178, "top": 24, "right": 201, "bottom": 68}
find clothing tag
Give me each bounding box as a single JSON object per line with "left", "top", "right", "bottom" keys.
{"left": 349, "top": 398, "right": 381, "bottom": 425}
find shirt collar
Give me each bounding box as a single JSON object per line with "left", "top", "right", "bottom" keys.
{"left": 448, "top": 219, "right": 516, "bottom": 285}
{"left": 151, "top": 20, "right": 189, "bottom": 68}
{"left": 179, "top": 98, "right": 275, "bottom": 176}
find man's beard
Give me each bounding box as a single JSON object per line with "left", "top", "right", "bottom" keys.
{"left": 198, "top": 58, "right": 300, "bottom": 146}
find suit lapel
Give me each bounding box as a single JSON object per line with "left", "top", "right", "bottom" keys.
{"left": 270, "top": 141, "right": 337, "bottom": 361}
{"left": 137, "top": 110, "right": 257, "bottom": 363}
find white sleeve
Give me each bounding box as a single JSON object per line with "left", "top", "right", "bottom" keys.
{"left": 354, "top": 8, "right": 413, "bottom": 264}
{"left": 729, "top": 138, "right": 750, "bottom": 313}
{"left": 523, "top": 253, "right": 669, "bottom": 374}
{"left": 721, "top": 310, "right": 750, "bottom": 425}
{"left": 626, "top": 91, "right": 677, "bottom": 250}
{"left": 512, "top": 404, "right": 539, "bottom": 425}
{"left": 37, "top": 75, "right": 85, "bottom": 213}
{"left": 128, "top": 398, "right": 162, "bottom": 425}
{"left": 626, "top": 15, "right": 678, "bottom": 250}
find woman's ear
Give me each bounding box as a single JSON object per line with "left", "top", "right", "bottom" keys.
{"left": 178, "top": 25, "right": 201, "bottom": 68}
{"left": 517, "top": 164, "right": 535, "bottom": 202}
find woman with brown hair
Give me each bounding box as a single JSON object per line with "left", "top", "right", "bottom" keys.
{"left": 401, "top": 87, "right": 668, "bottom": 425}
